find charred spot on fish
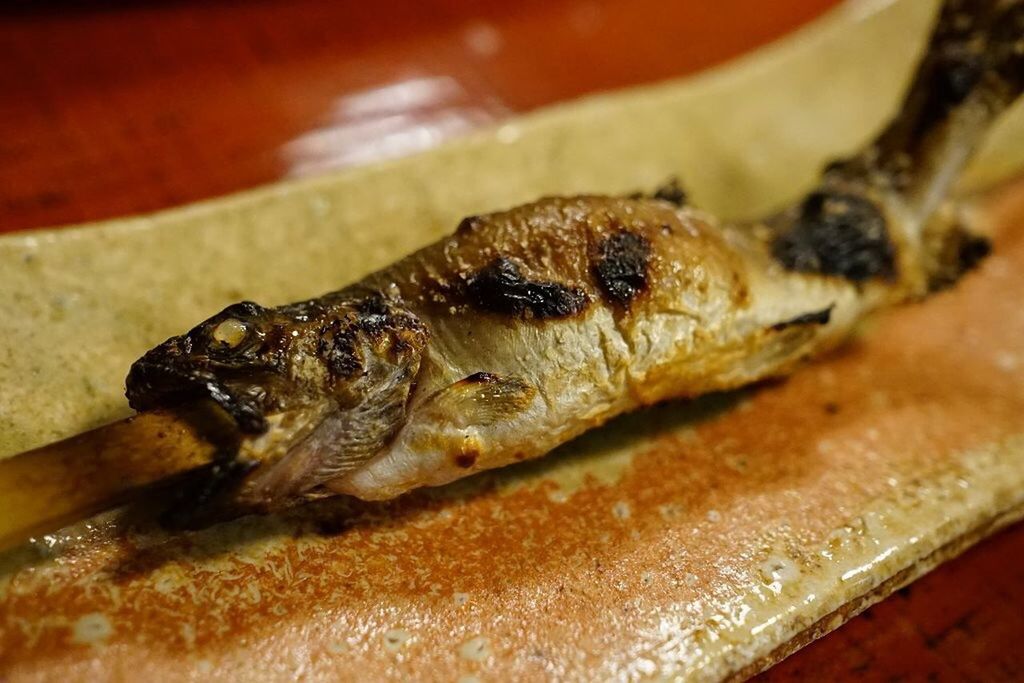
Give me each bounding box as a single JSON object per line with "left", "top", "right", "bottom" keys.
{"left": 463, "top": 371, "right": 501, "bottom": 384}
{"left": 773, "top": 191, "right": 895, "bottom": 282}
{"left": 126, "top": 344, "right": 271, "bottom": 434}
{"left": 456, "top": 215, "right": 482, "bottom": 235}
{"left": 927, "top": 228, "right": 992, "bottom": 291}
{"left": 378, "top": 306, "right": 430, "bottom": 360}
{"left": 318, "top": 319, "right": 363, "bottom": 379}
{"left": 628, "top": 178, "right": 687, "bottom": 206}
{"left": 204, "top": 383, "right": 269, "bottom": 434}
{"left": 466, "top": 256, "right": 589, "bottom": 319}
{"left": 652, "top": 178, "right": 688, "bottom": 206}
{"left": 927, "top": 0, "right": 1024, "bottom": 107}
{"left": 355, "top": 291, "right": 391, "bottom": 317}
{"left": 593, "top": 231, "right": 651, "bottom": 308}
{"left": 318, "top": 293, "right": 428, "bottom": 375}
{"left": 908, "top": 2, "right": 988, "bottom": 116}
{"left": 934, "top": 46, "right": 984, "bottom": 106}
{"left": 770, "top": 305, "right": 833, "bottom": 332}
{"left": 454, "top": 451, "right": 478, "bottom": 468}
{"left": 991, "top": 2, "right": 1024, "bottom": 90}
{"left": 216, "top": 301, "right": 267, "bottom": 320}
{"left": 858, "top": 0, "right": 1023, "bottom": 184}
{"left": 957, "top": 234, "right": 992, "bottom": 272}
{"left": 349, "top": 296, "right": 391, "bottom": 342}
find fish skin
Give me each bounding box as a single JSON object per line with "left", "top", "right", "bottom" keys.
{"left": 125, "top": 0, "right": 1023, "bottom": 514}
{"left": 335, "top": 195, "right": 854, "bottom": 500}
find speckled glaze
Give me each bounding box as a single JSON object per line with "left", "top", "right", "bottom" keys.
{"left": 2, "top": 0, "right": 1024, "bottom": 678}
{"left": 0, "top": 184, "right": 1021, "bottom": 680}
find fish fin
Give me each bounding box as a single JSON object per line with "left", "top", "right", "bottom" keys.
{"left": 723, "top": 315, "right": 831, "bottom": 386}
{"left": 426, "top": 372, "right": 537, "bottom": 428}
{"left": 254, "top": 391, "right": 415, "bottom": 501}
{"left": 769, "top": 305, "right": 834, "bottom": 332}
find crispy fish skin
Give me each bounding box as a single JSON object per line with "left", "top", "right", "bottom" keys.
{"left": 126, "top": 0, "right": 1023, "bottom": 513}
{"left": 335, "top": 196, "right": 852, "bottom": 499}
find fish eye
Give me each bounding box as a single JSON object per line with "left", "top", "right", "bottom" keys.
{"left": 211, "top": 318, "right": 248, "bottom": 348}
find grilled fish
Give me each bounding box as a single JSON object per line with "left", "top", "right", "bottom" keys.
{"left": 125, "top": 0, "right": 1023, "bottom": 517}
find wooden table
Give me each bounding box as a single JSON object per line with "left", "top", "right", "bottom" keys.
{"left": 2, "top": 1, "right": 1021, "bottom": 678}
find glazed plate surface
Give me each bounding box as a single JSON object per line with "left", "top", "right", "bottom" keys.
{"left": 1, "top": 1, "right": 1023, "bottom": 679}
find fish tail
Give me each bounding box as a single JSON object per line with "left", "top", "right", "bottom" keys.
{"left": 832, "top": 0, "right": 1022, "bottom": 219}
{"left": 770, "top": 2, "right": 1021, "bottom": 293}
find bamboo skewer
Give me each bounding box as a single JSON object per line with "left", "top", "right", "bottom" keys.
{"left": 0, "top": 408, "right": 233, "bottom": 551}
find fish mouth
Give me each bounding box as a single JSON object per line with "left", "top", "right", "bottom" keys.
{"left": 124, "top": 359, "right": 333, "bottom": 528}
{"left": 125, "top": 359, "right": 270, "bottom": 434}
{"left": 158, "top": 402, "right": 336, "bottom": 529}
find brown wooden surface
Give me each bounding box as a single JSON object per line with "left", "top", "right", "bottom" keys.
{"left": 1, "top": 1, "right": 1021, "bottom": 679}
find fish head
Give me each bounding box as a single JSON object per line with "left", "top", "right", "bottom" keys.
{"left": 125, "top": 291, "right": 429, "bottom": 437}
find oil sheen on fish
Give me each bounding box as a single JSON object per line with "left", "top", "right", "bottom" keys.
{"left": 125, "top": 0, "right": 1023, "bottom": 516}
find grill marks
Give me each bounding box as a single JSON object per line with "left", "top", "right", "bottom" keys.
{"left": 592, "top": 230, "right": 652, "bottom": 309}
{"left": 466, "top": 256, "right": 589, "bottom": 320}
{"left": 773, "top": 191, "right": 896, "bottom": 283}
{"left": 318, "top": 318, "right": 363, "bottom": 379}
{"left": 652, "top": 178, "right": 688, "bottom": 206}
{"left": 463, "top": 224, "right": 656, "bottom": 320}
{"left": 429, "top": 199, "right": 728, "bottom": 323}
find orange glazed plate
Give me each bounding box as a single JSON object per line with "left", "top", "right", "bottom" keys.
{"left": 1, "top": 0, "right": 1023, "bottom": 680}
